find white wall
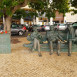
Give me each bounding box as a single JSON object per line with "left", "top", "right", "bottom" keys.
{"left": 65, "top": 12, "right": 77, "bottom": 23}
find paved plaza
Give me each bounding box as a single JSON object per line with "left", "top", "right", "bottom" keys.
{"left": 0, "top": 36, "right": 77, "bottom": 77}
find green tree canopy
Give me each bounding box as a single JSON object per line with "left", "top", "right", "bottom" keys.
{"left": 0, "top": 0, "right": 29, "bottom": 32}
{"left": 29, "top": 0, "right": 70, "bottom": 19}
{"left": 70, "top": 0, "right": 77, "bottom": 14}
{"left": 71, "top": 0, "right": 77, "bottom": 8}
{"left": 0, "top": 0, "right": 70, "bottom": 33}
{"left": 12, "top": 9, "right": 26, "bottom": 19}
{"left": 0, "top": 0, "right": 27, "bottom": 17}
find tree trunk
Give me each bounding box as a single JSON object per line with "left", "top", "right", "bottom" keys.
{"left": 5, "top": 16, "right": 12, "bottom": 34}
{"left": 3, "top": 16, "right": 7, "bottom": 32}
{"left": 3, "top": 16, "right": 12, "bottom": 38}
{"left": 48, "top": 18, "right": 50, "bottom": 25}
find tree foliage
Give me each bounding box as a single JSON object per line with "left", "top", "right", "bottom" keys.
{"left": 53, "top": 0, "right": 69, "bottom": 16}
{"left": 29, "top": 0, "right": 70, "bottom": 19}
{"left": 0, "top": 0, "right": 29, "bottom": 32}
{"left": 0, "top": 0, "right": 26, "bottom": 17}
{"left": 12, "top": 9, "right": 26, "bottom": 19}
{"left": 70, "top": 0, "right": 77, "bottom": 14}
{"left": 71, "top": 0, "right": 77, "bottom": 8}
{"left": 0, "top": 0, "right": 70, "bottom": 32}
{"left": 0, "top": 0, "right": 70, "bottom": 18}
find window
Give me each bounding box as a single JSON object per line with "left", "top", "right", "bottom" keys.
{"left": 12, "top": 25, "right": 18, "bottom": 28}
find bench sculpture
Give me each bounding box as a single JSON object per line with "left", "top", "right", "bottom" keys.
{"left": 23, "top": 25, "right": 77, "bottom": 56}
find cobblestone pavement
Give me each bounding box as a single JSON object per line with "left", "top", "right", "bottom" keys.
{"left": 0, "top": 36, "right": 77, "bottom": 77}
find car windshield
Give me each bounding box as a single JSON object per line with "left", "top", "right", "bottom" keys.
{"left": 34, "top": 25, "right": 41, "bottom": 27}
{"left": 18, "top": 25, "right": 23, "bottom": 28}
{"left": 0, "top": 25, "right": 3, "bottom": 30}
{"left": 45, "top": 25, "right": 49, "bottom": 26}
{"left": 12, "top": 24, "right": 19, "bottom": 28}
{"left": 12, "top": 24, "right": 23, "bottom": 28}
{"left": 54, "top": 24, "right": 58, "bottom": 26}
{"left": 59, "top": 24, "right": 65, "bottom": 26}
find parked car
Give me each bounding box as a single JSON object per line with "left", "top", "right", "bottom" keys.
{"left": 33, "top": 25, "right": 43, "bottom": 32}
{"left": 11, "top": 24, "right": 26, "bottom": 35}
{"left": 28, "top": 26, "right": 33, "bottom": 32}
{"left": 72, "top": 22, "right": 77, "bottom": 29}
{"left": 54, "top": 23, "right": 67, "bottom": 30}
{"left": 41, "top": 25, "right": 50, "bottom": 31}
{"left": 72, "top": 22, "right": 77, "bottom": 36}
{"left": 0, "top": 24, "right": 3, "bottom": 30}
{"left": 0, "top": 24, "right": 26, "bottom": 36}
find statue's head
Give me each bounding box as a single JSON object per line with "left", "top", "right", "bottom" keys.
{"left": 33, "top": 27, "right": 38, "bottom": 32}
{"left": 50, "top": 25, "right": 54, "bottom": 31}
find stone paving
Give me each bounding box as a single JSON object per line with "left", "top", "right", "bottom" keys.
{"left": 0, "top": 36, "right": 77, "bottom": 77}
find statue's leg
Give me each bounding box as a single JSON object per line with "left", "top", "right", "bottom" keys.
{"left": 68, "top": 39, "right": 72, "bottom": 56}
{"left": 50, "top": 41, "right": 53, "bottom": 55}
{"left": 57, "top": 41, "right": 61, "bottom": 56}
{"left": 32, "top": 38, "right": 37, "bottom": 52}
{"left": 37, "top": 40, "right": 42, "bottom": 57}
